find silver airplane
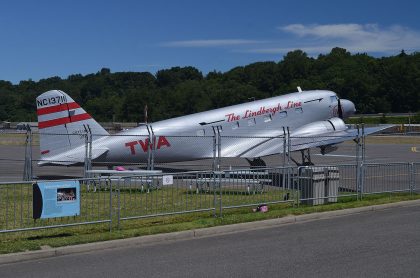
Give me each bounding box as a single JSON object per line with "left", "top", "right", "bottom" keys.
{"left": 35, "top": 88, "right": 385, "bottom": 167}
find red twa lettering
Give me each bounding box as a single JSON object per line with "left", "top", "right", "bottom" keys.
{"left": 125, "top": 141, "right": 138, "bottom": 155}
{"left": 139, "top": 139, "right": 149, "bottom": 152}
{"left": 157, "top": 136, "right": 171, "bottom": 149}
{"left": 124, "top": 136, "right": 171, "bottom": 155}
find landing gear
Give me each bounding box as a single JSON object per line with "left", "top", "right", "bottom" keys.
{"left": 245, "top": 157, "right": 267, "bottom": 168}
{"left": 289, "top": 149, "right": 314, "bottom": 166}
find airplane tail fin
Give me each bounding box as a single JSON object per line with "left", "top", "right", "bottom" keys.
{"left": 36, "top": 90, "right": 109, "bottom": 161}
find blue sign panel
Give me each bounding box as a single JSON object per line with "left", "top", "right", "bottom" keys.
{"left": 33, "top": 180, "right": 80, "bottom": 219}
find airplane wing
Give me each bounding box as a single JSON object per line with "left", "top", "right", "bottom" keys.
{"left": 237, "top": 125, "right": 392, "bottom": 158}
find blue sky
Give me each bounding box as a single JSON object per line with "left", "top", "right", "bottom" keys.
{"left": 1, "top": 0, "right": 420, "bottom": 83}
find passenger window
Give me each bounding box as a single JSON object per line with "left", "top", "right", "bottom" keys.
{"left": 330, "top": 96, "right": 338, "bottom": 103}
{"left": 295, "top": 107, "right": 303, "bottom": 113}
{"left": 196, "top": 129, "right": 205, "bottom": 136}
{"left": 278, "top": 111, "right": 287, "bottom": 118}
{"left": 264, "top": 115, "right": 272, "bottom": 122}
{"left": 247, "top": 118, "right": 256, "bottom": 126}
{"left": 231, "top": 122, "right": 239, "bottom": 130}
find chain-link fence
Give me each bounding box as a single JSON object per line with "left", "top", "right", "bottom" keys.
{"left": 362, "top": 163, "right": 413, "bottom": 195}
{"left": 0, "top": 178, "right": 114, "bottom": 233}
{"left": 0, "top": 128, "right": 419, "bottom": 233}
{"left": 2, "top": 127, "right": 418, "bottom": 181}
{"left": 1, "top": 162, "right": 419, "bottom": 233}
{"left": 116, "top": 171, "right": 217, "bottom": 225}
{"left": 296, "top": 165, "right": 358, "bottom": 205}
{"left": 414, "top": 163, "right": 420, "bottom": 192}
{"left": 0, "top": 128, "right": 418, "bottom": 182}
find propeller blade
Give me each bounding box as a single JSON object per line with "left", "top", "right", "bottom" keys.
{"left": 337, "top": 98, "right": 344, "bottom": 119}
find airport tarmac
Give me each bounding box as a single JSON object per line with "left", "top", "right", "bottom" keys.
{"left": 0, "top": 138, "right": 419, "bottom": 182}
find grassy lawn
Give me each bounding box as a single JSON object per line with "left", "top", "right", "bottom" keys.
{"left": 346, "top": 115, "right": 419, "bottom": 125}
{"left": 1, "top": 189, "right": 419, "bottom": 254}
{"left": 340, "top": 135, "right": 420, "bottom": 145}
{"left": 0, "top": 133, "right": 39, "bottom": 146}
{"left": 363, "top": 136, "right": 420, "bottom": 144}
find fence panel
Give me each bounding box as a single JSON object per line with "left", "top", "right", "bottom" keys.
{"left": 0, "top": 178, "right": 113, "bottom": 233}
{"left": 362, "top": 163, "right": 412, "bottom": 195}
{"left": 2, "top": 162, "right": 419, "bottom": 233}
{"left": 117, "top": 171, "right": 217, "bottom": 223}
{"left": 219, "top": 167, "right": 297, "bottom": 211}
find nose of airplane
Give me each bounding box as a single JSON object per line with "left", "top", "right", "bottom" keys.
{"left": 340, "top": 99, "right": 356, "bottom": 118}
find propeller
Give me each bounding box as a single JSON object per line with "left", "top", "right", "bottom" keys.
{"left": 337, "top": 98, "right": 343, "bottom": 119}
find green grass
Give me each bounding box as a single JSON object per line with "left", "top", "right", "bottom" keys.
{"left": 363, "top": 136, "right": 420, "bottom": 144}
{"left": 0, "top": 181, "right": 292, "bottom": 234}
{"left": 0, "top": 133, "right": 39, "bottom": 146}
{"left": 346, "top": 115, "right": 419, "bottom": 125}
{"left": 1, "top": 190, "right": 419, "bottom": 254}
{"left": 0, "top": 183, "right": 289, "bottom": 223}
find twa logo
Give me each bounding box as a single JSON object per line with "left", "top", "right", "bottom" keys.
{"left": 125, "top": 136, "right": 171, "bottom": 155}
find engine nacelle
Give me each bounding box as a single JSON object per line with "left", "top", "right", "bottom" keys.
{"left": 290, "top": 117, "right": 347, "bottom": 137}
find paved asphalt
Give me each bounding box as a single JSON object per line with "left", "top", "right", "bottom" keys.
{"left": 1, "top": 204, "right": 420, "bottom": 277}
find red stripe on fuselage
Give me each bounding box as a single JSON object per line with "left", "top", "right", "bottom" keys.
{"left": 38, "top": 113, "right": 92, "bottom": 129}
{"left": 37, "top": 102, "right": 80, "bottom": 116}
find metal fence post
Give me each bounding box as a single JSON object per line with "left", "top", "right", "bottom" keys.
{"left": 219, "top": 171, "right": 223, "bottom": 217}
{"left": 146, "top": 125, "right": 152, "bottom": 170}
{"left": 218, "top": 131, "right": 221, "bottom": 171}
{"left": 83, "top": 125, "right": 92, "bottom": 179}
{"left": 117, "top": 178, "right": 121, "bottom": 230}
{"left": 23, "top": 125, "right": 33, "bottom": 181}
{"left": 286, "top": 127, "right": 291, "bottom": 191}
{"left": 286, "top": 127, "right": 291, "bottom": 167}
{"left": 212, "top": 128, "right": 217, "bottom": 172}
{"left": 109, "top": 177, "right": 114, "bottom": 232}
{"left": 282, "top": 127, "right": 286, "bottom": 167}
{"left": 213, "top": 171, "right": 217, "bottom": 217}
{"left": 211, "top": 170, "right": 223, "bottom": 217}
{"left": 211, "top": 126, "right": 222, "bottom": 217}
{"left": 212, "top": 126, "right": 221, "bottom": 172}
{"left": 355, "top": 125, "right": 360, "bottom": 200}
{"left": 218, "top": 132, "right": 222, "bottom": 217}
{"left": 150, "top": 125, "right": 155, "bottom": 171}
{"left": 296, "top": 166, "right": 302, "bottom": 207}
{"left": 211, "top": 128, "right": 217, "bottom": 217}
{"left": 281, "top": 128, "right": 287, "bottom": 194}
{"left": 360, "top": 124, "right": 366, "bottom": 199}
{"left": 414, "top": 163, "right": 418, "bottom": 193}
{"left": 409, "top": 163, "right": 414, "bottom": 195}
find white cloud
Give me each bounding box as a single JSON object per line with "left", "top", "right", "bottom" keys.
{"left": 249, "top": 23, "right": 420, "bottom": 54}
{"left": 161, "top": 39, "right": 265, "bottom": 47}
{"left": 247, "top": 46, "right": 333, "bottom": 54}
{"left": 279, "top": 23, "right": 378, "bottom": 39}
{"left": 161, "top": 24, "right": 420, "bottom": 56}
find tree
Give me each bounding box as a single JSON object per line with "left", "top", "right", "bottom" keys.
{"left": 3, "top": 50, "right": 420, "bottom": 121}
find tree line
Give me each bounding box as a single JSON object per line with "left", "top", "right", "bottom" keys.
{"left": 1, "top": 47, "right": 419, "bottom": 123}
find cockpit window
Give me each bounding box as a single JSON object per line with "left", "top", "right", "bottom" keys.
{"left": 330, "top": 96, "right": 338, "bottom": 103}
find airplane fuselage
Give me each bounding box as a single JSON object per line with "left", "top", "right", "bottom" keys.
{"left": 36, "top": 89, "right": 358, "bottom": 166}
{"left": 93, "top": 90, "right": 343, "bottom": 164}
